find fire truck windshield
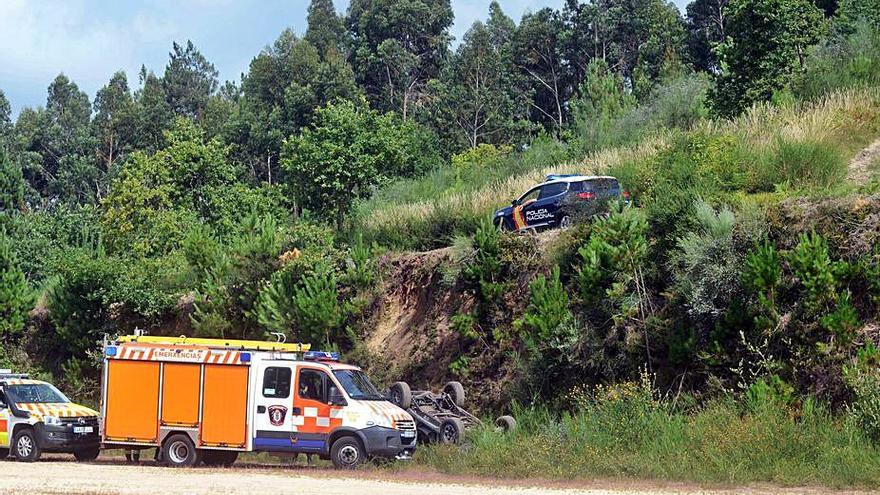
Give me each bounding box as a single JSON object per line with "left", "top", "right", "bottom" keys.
{"left": 333, "top": 370, "right": 384, "bottom": 400}
{"left": 5, "top": 383, "right": 70, "bottom": 404}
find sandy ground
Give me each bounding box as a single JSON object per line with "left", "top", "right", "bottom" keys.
{"left": 0, "top": 457, "right": 875, "bottom": 495}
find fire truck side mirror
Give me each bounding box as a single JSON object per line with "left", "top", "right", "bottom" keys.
{"left": 328, "top": 386, "right": 347, "bottom": 407}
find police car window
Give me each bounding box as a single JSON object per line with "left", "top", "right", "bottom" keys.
{"left": 518, "top": 187, "right": 540, "bottom": 203}
{"left": 539, "top": 182, "right": 567, "bottom": 199}
{"left": 262, "top": 367, "right": 292, "bottom": 398}
{"left": 298, "top": 369, "right": 326, "bottom": 402}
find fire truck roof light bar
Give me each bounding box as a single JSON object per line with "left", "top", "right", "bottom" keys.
{"left": 114, "top": 335, "right": 310, "bottom": 352}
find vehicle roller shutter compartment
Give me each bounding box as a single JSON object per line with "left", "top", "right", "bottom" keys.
{"left": 201, "top": 364, "right": 248, "bottom": 447}
{"left": 105, "top": 360, "right": 160, "bottom": 442}
{"left": 161, "top": 363, "right": 200, "bottom": 427}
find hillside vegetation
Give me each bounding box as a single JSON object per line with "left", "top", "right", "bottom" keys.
{"left": 355, "top": 88, "right": 880, "bottom": 249}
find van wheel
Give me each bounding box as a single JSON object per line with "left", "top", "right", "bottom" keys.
{"left": 495, "top": 415, "right": 517, "bottom": 433}
{"left": 389, "top": 381, "right": 412, "bottom": 409}
{"left": 74, "top": 446, "right": 100, "bottom": 462}
{"left": 443, "top": 381, "right": 465, "bottom": 406}
{"left": 330, "top": 436, "right": 366, "bottom": 469}
{"left": 439, "top": 418, "right": 465, "bottom": 444}
{"left": 162, "top": 434, "right": 199, "bottom": 467}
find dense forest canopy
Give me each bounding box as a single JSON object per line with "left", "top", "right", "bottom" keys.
{"left": 2, "top": 0, "right": 880, "bottom": 415}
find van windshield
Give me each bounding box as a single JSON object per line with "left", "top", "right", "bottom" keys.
{"left": 5, "top": 383, "right": 70, "bottom": 404}
{"left": 332, "top": 370, "right": 385, "bottom": 401}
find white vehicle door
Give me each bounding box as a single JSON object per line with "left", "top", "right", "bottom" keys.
{"left": 0, "top": 389, "right": 9, "bottom": 449}
{"left": 252, "top": 362, "right": 296, "bottom": 451}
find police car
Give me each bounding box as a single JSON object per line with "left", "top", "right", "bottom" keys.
{"left": 493, "top": 175, "right": 628, "bottom": 232}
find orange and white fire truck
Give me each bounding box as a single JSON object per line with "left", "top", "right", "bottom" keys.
{"left": 101, "top": 335, "right": 417, "bottom": 468}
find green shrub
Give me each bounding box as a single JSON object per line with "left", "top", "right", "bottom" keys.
{"left": 819, "top": 291, "right": 860, "bottom": 346}
{"left": 575, "top": 204, "right": 649, "bottom": 323}
{"left": 462, "top": 218, "right": 504, "bottom": 303}
{"left": 793, "top": 23, "right": 880, "bottom": 100}
{"left": 450, "top": 311, "right": 478, "bottom": 340}
{"left": 845, "top": 344, "right": 880, "bottom": 441}
{"left": 743, "top": 240, "right": 783, "bottom": 329}
{"left": 788, "top": 232, "right": 839, "bottom": 315}
{"left": 0, "top": 234, "right": 33, "bottom": 341}
{"left": 744, "top": 375, "right": 796, "bottom": 412}
{"left": 759, "top": 138, "right": 847, "bottom": 191}
{"left": 670, "top": 201, "right": 743, "bottom": 322}
{"left": 451, "top": 144, "right": 512, "bottom": 183}
{"left": 343, "top": 236, "right": 376, "bottom": 290}
{"left": 290, "top": 268, "right": 344, "bottom": 347}
{"left": 516, "top": 267, "right": 571, "bottom": 344}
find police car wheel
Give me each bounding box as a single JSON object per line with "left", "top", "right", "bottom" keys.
{"left": 162, "top": 434, "right": 199, "bottom": 467}
{"left": 330, "top": 436, "right": 365, "bottom": 469}
{"left": 74, "top": 446, "right": 100, "bottom": 462}
{"left": 13, "top": 429, "right": 41, "bottom": 462}
{"left": 559, "top": 215, "right": 572, "bottom": 229}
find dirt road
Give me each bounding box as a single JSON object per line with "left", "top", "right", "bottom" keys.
{"left": 0, "top": 458, "right": 873, "bottom": 495}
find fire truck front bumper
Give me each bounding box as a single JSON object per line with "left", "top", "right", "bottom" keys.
{"left": 360, "top": 426, "right": 417, "bottom": 459}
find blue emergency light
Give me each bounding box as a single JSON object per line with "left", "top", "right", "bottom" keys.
{"left": 304, "top": 351, "right": 339, "bottom": 361}
{"left": 546, "top": 174, "right": 581, "bottom": 181}
{"left": 105, "top": 346, "right": 117, "bottom": 357}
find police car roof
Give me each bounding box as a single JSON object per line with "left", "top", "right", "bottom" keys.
{"left": 541, "top": 174, "right": 617, "bottom": 186}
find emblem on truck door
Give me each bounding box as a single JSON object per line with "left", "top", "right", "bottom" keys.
{"left": 268, "top": 405, "right": 287, "bottom": 426}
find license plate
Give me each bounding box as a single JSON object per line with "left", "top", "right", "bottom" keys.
{"left": 401, "top": 431, "right": 415, "bottom": 438}
{"left": 73, "top": 426, "right": 94, "bottom": 434}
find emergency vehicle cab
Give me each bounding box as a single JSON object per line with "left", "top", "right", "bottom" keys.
{"left": 101, "top": 335, "right": 417, "bottom": 468}
{"left": 0, "top": 371, "right": 100, "bottom": 462}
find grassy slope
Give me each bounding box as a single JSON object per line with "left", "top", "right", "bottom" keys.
{"left": 353, "top": 89, "right": 880, "bottom": 250}
{"left": 420, "top": 400, "right": 880, "bottom": 488}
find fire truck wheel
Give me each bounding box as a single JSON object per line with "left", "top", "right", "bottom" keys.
{"left": 389, "top": 382, "right": 412, "bottom": 409}
{"left": 13, "top": 429, "right": 41, "bottom": 462}
{"left": 495, "top": 415, "right": 517, "bottom": 433}
{"left": 74, "top": 446, "right": 100, "bottom": 462}
{"left": 162, "top": 434, "right": 199, "bottom": 468}
{"left": 330, "top": 436, "right": 366, "bottom": 469}
{"left": 439, "top": 418, "right": 465, "bottom": 444}
{"left": 443, "top": 381, "right": 466, "bottom": 406}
